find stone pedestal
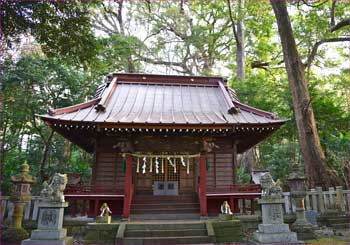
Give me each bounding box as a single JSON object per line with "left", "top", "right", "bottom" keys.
{"left": 291, "top": 201, "right": 316, "bottom": 240}
{"left": 22, "top": 201, "right": 73, "bottom": 245}
{"left": 218, "top": 213, "right": 233, "bottom": 220}
{"left": 96, "top": 215, "right": 112, "bottom": 224}
{"left": 253, "top": 198, "right": 302, "bottom": 244}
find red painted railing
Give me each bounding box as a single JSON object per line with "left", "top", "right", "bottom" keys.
{"left": 206, "top": 184, "right": 261, "bottom": 194}
{"left": 64, "top": 184, "right": 124, "bottom": 195}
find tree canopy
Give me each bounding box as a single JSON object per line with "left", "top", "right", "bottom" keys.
{"left": 1, "top": 0, "right": 350, "bottom": 193}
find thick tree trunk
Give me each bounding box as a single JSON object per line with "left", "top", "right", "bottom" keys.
{"left": 270, "top": 0, "right": 339, "bottom": 188}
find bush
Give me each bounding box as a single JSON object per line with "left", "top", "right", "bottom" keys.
{"left": 2, "top": 227, "right": 29, "bottom": 244}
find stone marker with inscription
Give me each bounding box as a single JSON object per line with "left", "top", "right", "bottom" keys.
{"left": 252, "top": 173, "right": 303, "bottom": 244}
{"left": 22, "top": 173, "right": 73, "bottom": 245}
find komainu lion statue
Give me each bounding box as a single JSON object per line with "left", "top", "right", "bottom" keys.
{"left": 260, "top": 172, "right": 282, "bottom": 199}
{"left": 40, "top": 173, "right": 67, "bottom": 202}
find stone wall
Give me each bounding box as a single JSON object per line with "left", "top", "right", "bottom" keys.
{"left": 84, "top": 223, "right": 119, "bottom": 244}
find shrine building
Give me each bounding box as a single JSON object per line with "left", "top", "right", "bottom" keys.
{"left": 40, "top": 73, "right": 286, "bottom": 219}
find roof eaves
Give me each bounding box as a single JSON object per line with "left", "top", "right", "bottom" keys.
{"left": 47, "top": 98, "right": 100, "bottom": 117}
{"left": 95, "top": 77, "right": 118, "bottom": 112}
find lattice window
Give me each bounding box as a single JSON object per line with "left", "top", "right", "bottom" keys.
{"left": 152, "top": 158, "right": 180, "bottom": 182}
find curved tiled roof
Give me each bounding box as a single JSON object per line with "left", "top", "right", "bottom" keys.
{"left": 41, "top": 73, "right": 285, "bottom": 128}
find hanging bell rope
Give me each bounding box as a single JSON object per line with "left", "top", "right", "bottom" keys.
{"left": 127, "top": 153, "right": 201, "bottom": 158}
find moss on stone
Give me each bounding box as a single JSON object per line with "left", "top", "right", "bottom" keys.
{"left": 84, "top": 223, "right": 119, "bottom": 244}
{"left": 306, "top": 237, "right": 350, "bottom": 244}
{"left": 212, "top": 219, "right": 245, "bottom": 244}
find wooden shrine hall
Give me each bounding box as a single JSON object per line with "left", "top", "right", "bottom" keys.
{"left": 40, "top": 73, "right": 286, "bottom": 219}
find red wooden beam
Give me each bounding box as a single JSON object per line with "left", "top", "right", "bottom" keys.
{"left": 199, "top": 154, "right": 207, "bottom": 217}
{"left": 123, "top": 155, "right": 133, "bottom": 219}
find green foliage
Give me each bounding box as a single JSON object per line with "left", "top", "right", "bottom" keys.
{"left": 1, "top": 228, "right": 29, "bottom": 244}
{"left": 2, "top": 1, "right": 350, "bottom": 191}
{"left": 236, "top": 167, "right": 251, "bottom": 184}
{"left": 2, "top": 56, "right": 96, "bottom": 194}
{"left": 2, "top": 1, "right": 99, "bottom": 65}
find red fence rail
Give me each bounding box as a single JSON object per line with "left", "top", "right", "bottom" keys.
{"left": 64, "top": 184, "right": 124, "bottom": 195}
{"left": 206, "top": 184, "right": 261, "bottom": 194}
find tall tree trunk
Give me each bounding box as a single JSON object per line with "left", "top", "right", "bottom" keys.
{"left": 270, "top": 0, "right": 339, "bottom": 188}
{"left": 39, "top": 130, "right": 54, "bottom": 182}
{"left": 236, "top": 0, "right": 245, "bottom": 80}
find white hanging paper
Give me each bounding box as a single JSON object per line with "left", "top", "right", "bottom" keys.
{"left": 187, "top": 158, "right": 190, "bottom": 174}
{"left": 136, "top": 158, "right": 140, "bottom": 173}
{"left": 149, "top": 157, "right": 153, "bottom": 173}
{"left": 155, "top": 157, "right": 159, "bottom": 174}
{"left": 181, "top": 156, "right": 186, "bottom": 167}
{"left": 168, "top": 157, "right": 174, "bottom": 167}
{"left": 161, "top": 158, "right": 164, "bottom": 173}
{"left": 142, "top": 157, "right": 147, "bottom": 174}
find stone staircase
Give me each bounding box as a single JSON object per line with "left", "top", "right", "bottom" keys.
{"left": 130, "top": 194, "right": 200, "bottom": 220}
{"left": 116, "top": 222, "right": 215, "bottom": 244}
{"left": 328, "top": 214, "right": 350, "bottom": 229}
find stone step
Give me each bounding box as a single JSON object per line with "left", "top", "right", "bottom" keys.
{"left": 125, "top": 228, "right": 207, "bottom": 237}
{"left": 331, "top": 223, "right": 350, "bottom": 229}
{"left": 130, "top": 213, "right": 201, "bottom": 221}
{"left": 131, "top": 207, "right": 199, "bottom": 214}
{"left": 126, "top": 223, "right": 206, "bottom": 231}
{"left": 122, "top": 236, "right": 212, "bottom": 244}
{"left": 327, "top": 217, "right": 350, "bottom": 224}
{"left": 133, "top": 195, "right": 197, "bottom": 202}
{"left": 132, "top": 202, "right": 199, "bottom": 208}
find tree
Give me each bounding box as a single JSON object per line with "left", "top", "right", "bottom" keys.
{"left": 270, "top": 0, "right": 341, "bottom": 187}
{"left": 1, "top": 1, "right": 98, "bottom": 65}
{"left": 2, "top": 55, "right": 96, "bottom": 185}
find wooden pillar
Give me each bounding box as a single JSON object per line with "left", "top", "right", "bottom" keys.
{"left": 250, "top": 198, "right": 255, "bottom": 214}
{"left": 229, "top": 197, "right": 234, "bottom": 212}
{"left": 242, "top": 198, "right": 246, "bottom": 214}
{"left": 199, "top": 154, "right": 207, "bottom": 217}
{"left": 234, "top": 199, "right": 239, "bottom": 213}
{"left": 123, "top": 155, "right": 133, "bottom": 219}
{"left": 71, "top": 200, "right": 77, "bottom": 217}
{"left": 232, "top": 142, "right": 238, "bottom": 184}
{"left": 94, "top": 199, "right": 99, "bottom": 217}
{"left": 81, "top": 200, "right": 86, "bottom": 216}
{"left": 88, "top": 200, "right": 94, "bottom": 217}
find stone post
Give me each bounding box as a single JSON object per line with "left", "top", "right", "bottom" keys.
{"left": 288, "top": 163, "right": 316, "bottom": 240}
{"left": 310, "top": 189, "right": 318, "bottom": 212}
{"left": 329, "top": 187, "right": 335, "bottom": 209}
{"left": 316, "top": 187, "right": 325, "bottom": 214}
{"left": 252, "top": 173, "right": 301, "bottom": 244}
{"left": 305, "top": 193, "right": 311, "bottom": 211}
{"left": 22, "top": 173, "right": 73, "bottom": 245}
{"left": 336, "top": 186, "right": 345, "bottom": 213}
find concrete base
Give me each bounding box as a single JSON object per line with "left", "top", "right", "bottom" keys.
{"left": 252, "top": 231, "right": 303, "bottom": 244}
{"left": 292, "top": 223, "right": 317, "bottom": 240}
{"left": 21, "top": 236, "right": 73, "bottom": 245}
{"left": 96, "top": 216, "right": 111, "bottom": 224}
{"left": 30, "top": 229, "right": 67, "bottom": 240}
{"left": 252, "top": 224, "right": 302, "bottom": 244}
{"left": 219, "top": 213, "right": 233, "bottom": 220}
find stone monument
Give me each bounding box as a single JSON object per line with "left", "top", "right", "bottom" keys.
{"left": 9, "top": 162, "right": 36, "bottom": 229}
{"left": 288, "top": 163, "right": 316, "bottom": 240}
{"left": 252, "top": 173, "right": 302, "bottom": 244}
{"left": 22, "top": 173, "right": 73, "bottom": 245}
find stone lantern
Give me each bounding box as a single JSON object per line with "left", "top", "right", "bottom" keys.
{"left": 9, "top": 162, "right": 36, "bottom": 229}
{"left": 288, "top": 163, "right": 315, "bottom": 239}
